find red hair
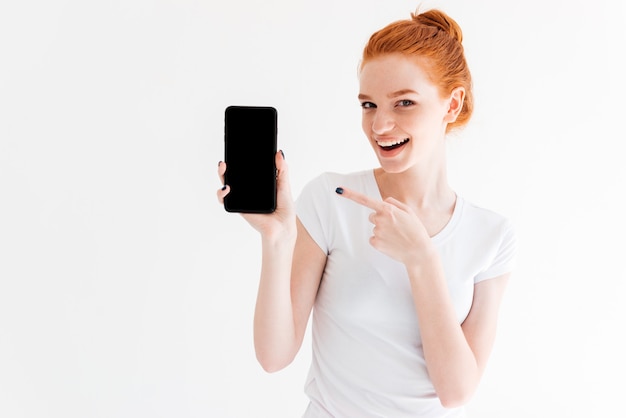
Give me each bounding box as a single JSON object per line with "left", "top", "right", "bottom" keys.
{"left": 361, "top": 9, "right": 473, "bottom": 131}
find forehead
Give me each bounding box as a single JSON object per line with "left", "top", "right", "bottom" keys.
{"left": 359, "top": 54, "right": 437, "bottom": 95}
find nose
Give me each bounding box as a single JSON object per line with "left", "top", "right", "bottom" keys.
{"left": 371, "top": 108, "right": 395, "bottom": 134}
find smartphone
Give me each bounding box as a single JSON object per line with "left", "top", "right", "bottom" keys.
{"left": 223, "top": 105, "right": 277, "bottom": 213}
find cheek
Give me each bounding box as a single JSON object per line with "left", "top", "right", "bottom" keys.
{"left": 394, "top": 113, "right": 419, "bottom": 132}
{"left": 361, "top": 113, "right": 372, "bottom": 133}
{"left": 398, "top": 109, "right": 439, "bottom": 132}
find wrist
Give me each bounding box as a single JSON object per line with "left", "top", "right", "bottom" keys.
{"left": 261, "top": 221, "right": 297, "bottom": 248}
{"left": 405, "top": 247, "right": 441, "bottom": 278}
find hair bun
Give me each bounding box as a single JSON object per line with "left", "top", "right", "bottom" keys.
{"left": 412, "top": 9, "right": 463, "bottom": 44}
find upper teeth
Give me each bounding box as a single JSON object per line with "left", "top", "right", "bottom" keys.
{"left": 377, "top": 138, "right": 408, "bottom": 147}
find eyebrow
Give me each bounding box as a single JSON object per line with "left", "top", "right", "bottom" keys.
{"left": 358, "top": 89, "right": 419, "bottom": 101}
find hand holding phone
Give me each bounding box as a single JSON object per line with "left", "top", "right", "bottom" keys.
{"left": 223, "top": 106, "right": 277, "bottom": 213}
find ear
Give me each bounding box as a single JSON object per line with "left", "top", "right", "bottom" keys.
{"left": 443, "top": 87, "right": 465, "bottom": 123}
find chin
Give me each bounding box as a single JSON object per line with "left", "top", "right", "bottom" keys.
{"left": 377, "top": 160, "right": 411, "bottom": 174}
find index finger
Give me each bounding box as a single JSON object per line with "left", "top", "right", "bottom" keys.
{"left": 336, "top": 186, "right": 385, "bottom": 211}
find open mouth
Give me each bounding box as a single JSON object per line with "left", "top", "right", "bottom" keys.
{"left": 377, "top": 138, "right": 409, "bottom": 151}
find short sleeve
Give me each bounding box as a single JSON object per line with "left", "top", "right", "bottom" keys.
{"left": 296, "top": 174, "right": 331, "bottom": 255}
{"left": 474, "top": 220, "right": 517, "bottom": 283}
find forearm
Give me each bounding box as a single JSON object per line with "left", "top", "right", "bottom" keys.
{"left": 253, "top": 226, "right": 298, "bottom": 372}
{"left": 407, "top": 260, "right": 479, "bottom": 407}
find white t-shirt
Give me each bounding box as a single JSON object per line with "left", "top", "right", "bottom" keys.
{"left": 296, "top": 170, "right": 517, "bottom": 418}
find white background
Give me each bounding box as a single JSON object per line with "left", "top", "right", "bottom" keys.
{"left": 1, "top": 0, "right": 625, "bottom": 417}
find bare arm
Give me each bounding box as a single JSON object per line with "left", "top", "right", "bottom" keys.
{"left": 254, "top": 218, "right": 325, "bottom": 372}
{"left": 336, "top": 186, "right": 511, "bottom": 407}
{"left": 408, "top": 264, "right": 510, "bottom": 407}
{"left": 217, "top": 154, "right": 326, "bottom": 372}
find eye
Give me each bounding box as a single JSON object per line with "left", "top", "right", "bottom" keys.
{"left": 397, "top": 99, "right": 414, "bottom": 107}
{"left": 360, "top": 102, "right": 376, "bottom": 109}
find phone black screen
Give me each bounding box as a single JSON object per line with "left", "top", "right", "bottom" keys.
{"left": 224, "top": 106, "right": 277, "bottom": 213}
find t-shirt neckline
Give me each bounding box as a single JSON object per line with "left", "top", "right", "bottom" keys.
{"left": 365, "top": 169, "right": 463, "bottom": 244}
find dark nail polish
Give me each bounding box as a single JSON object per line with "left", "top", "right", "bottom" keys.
{"left": 279, "top": 150, "right": 285, "bottom": 159}
{"left": 335, "top": 187, "right": 344, "bottom": 195}
{"left": 221, "top": 185, "right": 227, "bottom": 191}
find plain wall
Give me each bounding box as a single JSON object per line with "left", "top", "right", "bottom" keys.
{"left": 1, "top": 0, "right": 625, "bottom": 416}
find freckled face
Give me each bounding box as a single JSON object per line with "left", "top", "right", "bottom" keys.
{"left": 359, "top": 54, "right": 451, "bottom": 173}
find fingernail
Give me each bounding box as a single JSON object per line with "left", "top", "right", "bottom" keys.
{"left": 221, "top": 185, "right": 227, "bottom": 191}
{"left": 279, "top": 150, "right": 285, "bottom": 160}
{"left": 335, "top": 187, "right": 344, "bottom": 195}
{"left": 218, "top": 161, "right": 222, "bottom": 166}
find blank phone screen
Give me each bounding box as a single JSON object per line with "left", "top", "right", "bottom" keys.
{"left": 224, "top": 106, "right": 277, "bottom": 213}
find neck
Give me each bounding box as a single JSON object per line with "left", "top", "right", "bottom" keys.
{"left": 374, "top": 155, "right": 455, "bottom": 212}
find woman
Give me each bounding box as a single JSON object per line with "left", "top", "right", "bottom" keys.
{"left": 218, "top": 8, "right": 516, "bottom": 418}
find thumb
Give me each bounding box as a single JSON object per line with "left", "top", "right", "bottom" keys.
{"left": 276, "top": 150, "right": 288, "bottom": 178}
{"left": 275, "top": 150, "right": 291, "bottom": 192}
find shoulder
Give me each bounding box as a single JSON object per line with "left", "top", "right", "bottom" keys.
{"left": 458, "top": 197, "right": 515, "bottom": 235}
{"left": 296, "top": 171, "right": 374, "bottom": 250}
{"left": 456, "top": 197, "right": 518, "bottom": 281}
{"left": 297, "top": 170, "right": 376, "bottom": 223}
{"left": 299, "top": 170, "right": 373, "bottom": 197}
{"left": 310, "top": 170, "right": 373, "bottom": 185}
{"left": 454, "top": 196, "right": 517, "bottom": 257}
